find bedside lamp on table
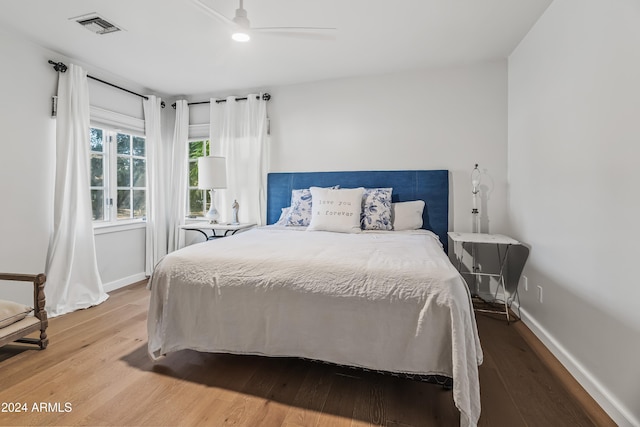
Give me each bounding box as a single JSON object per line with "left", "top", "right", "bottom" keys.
{"left": 198, "top": 156, "right": 227, "bottom": 224}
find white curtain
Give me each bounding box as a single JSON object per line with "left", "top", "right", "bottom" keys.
{"left": 209, "top": 95, "right": 268, "bottom": 225}
{"left": 45, "top": 64, "right": 108, "bottom": 317}
{"left": 167, "top": 100, "right": 189, "bottom": 252}
{"left": 143, "top": 96, "right": 167, "bottom": 275}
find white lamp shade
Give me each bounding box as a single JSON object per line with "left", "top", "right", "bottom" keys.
{"left": 198, "top": 156, "right": 227, "bottom": 189}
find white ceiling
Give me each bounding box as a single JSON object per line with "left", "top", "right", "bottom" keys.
{"left": 0, "top": 0, "right": 552, "bottom": 98}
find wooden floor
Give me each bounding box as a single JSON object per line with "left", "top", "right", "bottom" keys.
{"left": 0, "top": 281, "right": 614, "bottom": 427}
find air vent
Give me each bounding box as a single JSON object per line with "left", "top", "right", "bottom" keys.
{"left": 73, "top": 13, "right": 122, "bottom": 35}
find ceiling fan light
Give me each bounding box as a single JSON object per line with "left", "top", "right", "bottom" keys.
{"left": 231, "top": 11, "right": 250, "bottom": 42}
{"left": 232, "top": 31, "right": 250, "bottom": 42}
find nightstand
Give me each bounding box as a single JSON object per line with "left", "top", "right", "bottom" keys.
{"left": 180, "top": 222, "right": 256, "bottom": 241}
{"left": 448, "top": 232, "right": 528, "bottom": 324}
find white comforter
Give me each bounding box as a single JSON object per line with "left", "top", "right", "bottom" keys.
{"left": 147, "top": 227, "right": 482, "bottom": 427}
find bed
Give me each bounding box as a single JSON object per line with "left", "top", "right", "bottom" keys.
{"left": 147, "top": 170, "right": 482, "bottom": 427}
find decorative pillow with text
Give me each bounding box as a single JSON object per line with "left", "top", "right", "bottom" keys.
{"left": 307, "top": 187, "right": 365, "bottom": 233}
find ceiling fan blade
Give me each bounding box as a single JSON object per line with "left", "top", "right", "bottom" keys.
{"left": 253, "top": 27, "right": 337, "bottom": 33}
{"left": 191, "top": 0, "right": 238, "bottom": 28}
{"left": 254, "top": 31, "right": 337, "bottom": 41}
{"left": 253, "top": 28, "right": 337, "bottom": 40}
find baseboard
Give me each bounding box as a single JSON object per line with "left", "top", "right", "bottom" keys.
{"left": 517, "top": 304, "right": 638, "bottom": 427}
{"left": 103, "top": 273, "right": 147, "bottom": 293}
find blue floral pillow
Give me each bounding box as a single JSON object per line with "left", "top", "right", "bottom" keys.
{"left": 361, "top": 187, "right": 393, "bottom": 230}
{"left": 285, "top": 189, "right": 313, "bottom": 226}
{"left": 275, "top": 207, "right": 291, "bottom": 226}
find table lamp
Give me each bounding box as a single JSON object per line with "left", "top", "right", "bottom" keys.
{"left": 198, "top": 156, "right": 227, "bottom": 223}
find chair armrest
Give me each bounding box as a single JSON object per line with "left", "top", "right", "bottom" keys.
{"left": 0, "top": 273, "right": 46, "bottom": 284}
{"left": 0, "top": 272, "right": 46, "bottom": 319}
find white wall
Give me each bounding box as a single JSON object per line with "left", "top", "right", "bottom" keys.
{"left": 267, "top": 60, "right": 509, "bottom": 235}
{"left": 508, "top": 0, "right": 640, "bottom": 425}
{"left": 95, "top": 228, "right": 145, "bottom": 292}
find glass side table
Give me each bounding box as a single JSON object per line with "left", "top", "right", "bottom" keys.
{"left": 448, "top": 232, "right": 525, "bottom": 324}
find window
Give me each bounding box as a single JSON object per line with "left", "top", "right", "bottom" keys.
{"left": 187, "top": 139, "right": 211, "bottom": 217}
{"left": 90, "top": 126, "right": 146, "bottom": 223}
{"left": 90, "top": 128, "right": 106, "bottom": 221}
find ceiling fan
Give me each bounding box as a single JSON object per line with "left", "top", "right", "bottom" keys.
{"left": 191, "top": 0, "right": 337, "bottom": 42}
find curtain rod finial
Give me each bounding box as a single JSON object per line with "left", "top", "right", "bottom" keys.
{"left": 48, "top": 60, "right": 67, "bottom": 73}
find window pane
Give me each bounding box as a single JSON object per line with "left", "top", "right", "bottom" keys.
{"left": 91, "top": 189, "right": 104, "bottom": 221}
{"left": 117, "top": 133, "right": 131, "bottom": 155}
{"left": 132, "top": 136, "right": 145, "bottom": 156}
{"left": 189, "top": 189, "right": 205, "bottom": 217}
{"left": 189, "top": 141, "right": 204, "bottom": 159}
{"left": 117, "top": 157, "right": 131, "bottom": 187}
{"left": 117, "top": 190, "right": 131, "bottom": 219}
{"left": 133, "top": 190, "right": 146, "bottom": 219}
{"left": 90, "top": 128, "right": 103, "bottom": 152}
{"left": 132, "top": 158, "right": 146, "bottom": 187}
{"left": 189, "top": 161, "right": 198, "bottom": 187}
{"left": 90, "top": 154, "right": 103, "bottom": 186}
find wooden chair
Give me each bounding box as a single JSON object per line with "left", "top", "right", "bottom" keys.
{"left": 0, "top": 273, "right": 49, "bottom": 349}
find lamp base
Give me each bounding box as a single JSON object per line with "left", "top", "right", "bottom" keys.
{"left": 205, "top": 189, "right": 220, "bottom": 224}
{"left": 471, "top": 210, "right": 480, "bottom": 234}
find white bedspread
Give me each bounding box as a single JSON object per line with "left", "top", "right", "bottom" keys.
{"left": 147, "top": 227, "right": 482, "bottom": 427}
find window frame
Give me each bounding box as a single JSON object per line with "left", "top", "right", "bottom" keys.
{"left": 90, "top": 125, "right": 147, "bottom": 226}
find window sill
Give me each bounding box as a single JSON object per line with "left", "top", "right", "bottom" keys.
{"left": 93, "top": 220, "right": 146, "bottom": 235}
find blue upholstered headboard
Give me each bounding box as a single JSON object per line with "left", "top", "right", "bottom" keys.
{"left": 266, "top": 170, "right": 449, "bottom": 252}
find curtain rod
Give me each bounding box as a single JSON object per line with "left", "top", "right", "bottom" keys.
{"left": 48, "top": 60, "right": 165, "bottom": 108}
{"left": 171, "top": 93, "right": 271, "bottom": 109}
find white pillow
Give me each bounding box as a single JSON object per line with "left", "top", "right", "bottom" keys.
{"left": 392, "top": 200, "right": 425, "bottom": 230}
{"left": 308, "top": 187, "right": 364, "bottom": 233}
{"left": 0, "top": 299, "right": 33, "bottom": 329}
